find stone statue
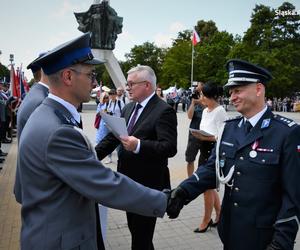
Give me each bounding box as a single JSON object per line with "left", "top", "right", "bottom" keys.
{"left": 74, "top": 1, "right": 123, "bottom": 50}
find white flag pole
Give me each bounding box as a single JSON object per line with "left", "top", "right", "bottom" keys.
{"left": 191, "top": 42, "right": 194, "bottom": 87}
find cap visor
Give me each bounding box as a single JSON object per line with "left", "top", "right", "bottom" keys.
{"left": 84, "top": 58, "right": 105, "bottom": 65}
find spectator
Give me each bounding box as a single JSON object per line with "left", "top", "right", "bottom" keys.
{"left": 190, "top": 81, "right": 227, "bottom": 233}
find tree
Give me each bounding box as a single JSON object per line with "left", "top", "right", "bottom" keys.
{"left": 124, "top": 42, "right": 166, "bottom": 81}
{"left": 161, "top": 40, "right": 191, "bottom": 88}
{"left": 233, "top": 2, "right": 300, "bottom": 97}
{"left": 0, "top": 63, "right": 10, "bottom": 81}
{"left": 194, "top": 31, "right": 235, "bottom": 85}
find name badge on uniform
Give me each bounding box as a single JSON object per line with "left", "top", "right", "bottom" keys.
{"left": 261, "top": 119, "right": 270, "bottom": 129}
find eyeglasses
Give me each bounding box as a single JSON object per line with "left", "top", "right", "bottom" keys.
{"left": 70, "top": 68, "right": 97, "bottom": 83}
{"left": 126, "top": 80, "right": 147, "bottom": 88}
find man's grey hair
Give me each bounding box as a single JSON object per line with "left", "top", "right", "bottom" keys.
{"left": 127, "top": 65, "right": 157, "bottom": 90}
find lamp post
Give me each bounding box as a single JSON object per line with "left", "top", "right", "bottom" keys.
{"left": 9, "top": 54, "right": 14, "bottom": 66}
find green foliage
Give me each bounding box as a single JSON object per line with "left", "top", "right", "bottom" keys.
{"left": 124, "top": 42, "right": 166, "bottom": 81}
{"left": 0, "top": 63, "right": 10, "bottom": 81}
{"left": 231, "top": 2, "right": 300, "bottom": 97}
{"left": 161, "top": 40, "right": 191, "bottom": 88}
{"left": 93, "top": 1, "right": 299, "bottom": 96}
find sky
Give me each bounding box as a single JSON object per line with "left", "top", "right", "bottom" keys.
{"left": 0, "top": 0, "right": 299, "bottom": 80}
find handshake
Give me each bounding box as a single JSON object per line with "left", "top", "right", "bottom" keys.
{"left": 163, "top": 186, "right": 189, "bottom": 219}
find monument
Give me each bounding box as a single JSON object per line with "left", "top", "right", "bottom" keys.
{"left": 74, "top": 0, "right": 126, "bottom": 88}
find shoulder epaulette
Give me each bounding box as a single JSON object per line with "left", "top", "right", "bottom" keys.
{"left": 54, "top": 109, "right": 77, "bottom": 127}
{"left": 273, "top": 114, "right": 297, "bottom": 128}
{"left": 225, "top": 115, "right": 242, "bottom": 122}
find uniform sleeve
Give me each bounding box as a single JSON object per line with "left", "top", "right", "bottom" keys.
{"left": 95, "top": 131, "right": 120, "bottom": 160}
{"left": 46, "top": 126, "right": 167, "bottom": 217}
{"left": 180, "top": 147, "right": 217, "bottom": 201}
{"left": 273, "top": 125, "right": 300, "bottom": 249}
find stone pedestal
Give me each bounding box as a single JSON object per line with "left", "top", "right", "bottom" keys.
{"left": 92, "top": 49, "right": 126, "bottom": 89}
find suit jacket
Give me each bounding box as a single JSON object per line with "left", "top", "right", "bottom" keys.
{"left": 14, "top": 83, "right": 49, "bottom": 203}
{"left": 96, "top": 94, "right": 177, "bottom": 190}
{"left": 181, "top": 108, "right": 300, "bottom": 250}
{"left": 17, "top": 97, "right": 167, "bottom": 250}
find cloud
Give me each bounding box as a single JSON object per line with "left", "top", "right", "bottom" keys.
{"left": 170, "top": 22, "right": 186, "bottom": 33}
{"left": 51, "top": 0, "right": 87, "bottom": 19}
{"left": 118, "top": 30, "right": 135, "bottom": 43}
{"left": 154, "top": 33, "right": 173, "bottom": 48}
{"left": 154, "top": 21, "right": 186, "bottom": 48}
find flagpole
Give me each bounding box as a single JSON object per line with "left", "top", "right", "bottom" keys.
{"left": 191, "top": 42, "right": 194, "bottom": 87}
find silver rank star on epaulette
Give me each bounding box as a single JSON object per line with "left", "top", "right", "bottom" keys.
{"left": 273, "top": 114, "right": 296, "bottom": 127}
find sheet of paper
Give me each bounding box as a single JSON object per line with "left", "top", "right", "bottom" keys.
{"left": 189, "top": 128, "right": 214, "bottom": 137}
{"left": 100, "top": 111, "right": 128, "bottom": 139}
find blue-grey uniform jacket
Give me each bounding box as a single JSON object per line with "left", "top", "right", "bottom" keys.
{"left": 16, "top": 97, "right": 167, "bottom": 250}
{"left": 180, "top": 108, "right": 300, "bottom": 250}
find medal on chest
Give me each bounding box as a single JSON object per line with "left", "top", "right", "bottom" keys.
{"left": 249, "top": 140, "right": 259, "bottom": 158}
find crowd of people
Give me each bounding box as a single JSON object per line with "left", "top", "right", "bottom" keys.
{"left": 0, "top": 80, "right": 19, "bottom": 170}
{"left": 164, "top": 87, "right": 300, "bottom": 114}
{"left": 9, "top": 32, "right": 300, "bottom": 250}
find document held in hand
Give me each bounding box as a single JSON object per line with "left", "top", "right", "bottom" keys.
{"left": 100, "top": 111, "right": 128, "bottom": 139}
{"left": 189, "top": 128, "right": 214, "bottom": 137}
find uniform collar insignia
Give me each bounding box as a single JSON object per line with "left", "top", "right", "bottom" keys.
{"left": 261, "top": 118, "right": 270, "bottom": 129}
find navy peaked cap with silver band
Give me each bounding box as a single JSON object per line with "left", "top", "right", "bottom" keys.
{"left": 33, "top": 33, "right": 104, "bottom": 75}
{"left": 27, "top": 51, "right": 48, "bottom": 73}
{"left": 224, "top": 59, "right": 272, "bottom": 88}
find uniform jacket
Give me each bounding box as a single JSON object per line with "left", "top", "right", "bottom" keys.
{"left": 95, "top": 94, "right": 177, "bottom": 190}
{"left": 17, "top": 97, "right": 167, "bottom": 250}
{"left": 17, "top": 83, "right": 49, "bottom": 140}
{"left": 181, "top": 108, "right": 300, "bottom": 250}
{"left": 14, "top": 82, "right": 49, "bottom": 203}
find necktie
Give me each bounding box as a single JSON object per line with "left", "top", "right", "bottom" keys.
{"left": 244, "top": 120, "right": 252, "bottom": 135}
{"left": 76, "top": 117, "right": 83, "bottom": 129}
{"left": 127, "top": 103, "right": 142, "bottom": 134}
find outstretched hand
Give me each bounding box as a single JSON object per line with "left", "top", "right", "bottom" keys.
{"left": 163, "top": 186, "right": 188, "bottom": 219}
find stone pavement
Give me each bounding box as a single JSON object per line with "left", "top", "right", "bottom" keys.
{"left": 0, "top": 109, "right": 299, "bottom": 250}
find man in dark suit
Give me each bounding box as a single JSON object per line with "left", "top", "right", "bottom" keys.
{"left": 96, "top": 65, "right": 177, "bottom": 250}
{"left": 166, "top": 59, "right": 300, "bottom": 250}
{"left": 16, "top": 33, "right": 169, "bottom": 250}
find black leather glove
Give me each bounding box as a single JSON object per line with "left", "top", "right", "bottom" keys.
{"left": 265, "top": 241, "right": 282, "bottom": 250}
{"left": 163, "top": 186, "right": 188, "bottom": 219}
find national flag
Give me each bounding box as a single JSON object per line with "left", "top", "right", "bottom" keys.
{"left": 9, "top": 64, "right": 20, "bottom": 98}
{"left": 19, "top": 72, "right": 26, "bottom": 99}
{"left": 192, "top": 29, "right": 201, "bottom": 46}
{"left": 22, "top": 74, "right": 30, "bottom": 93}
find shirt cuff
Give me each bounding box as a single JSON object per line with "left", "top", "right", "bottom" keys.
{"left": 133, "top": 139, "right": 141, "bottom": 154}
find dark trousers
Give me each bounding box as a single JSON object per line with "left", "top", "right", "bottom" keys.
{"left": 95, "top": 203, "right": 105, "bottom": 250}
{"left": 126, "top": 212, "right": 157, "bottom": 250}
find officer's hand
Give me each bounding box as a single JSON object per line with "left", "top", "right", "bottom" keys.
{"left": 265, "top": 241, "right": 282, "bottom": 250}
{"left": 163, "top": 186, "right": 188, "bottom": 219}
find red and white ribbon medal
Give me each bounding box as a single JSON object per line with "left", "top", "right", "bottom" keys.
{"left": 249, "top": 140, "right": 259, "bottom": 158}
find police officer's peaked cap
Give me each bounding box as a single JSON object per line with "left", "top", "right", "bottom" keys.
{"left": 224, "top": 59, "right": 272, "bottom": 88}
{"left": 33, "top": 33, "right": 103, "bottom": 75}
{"left": 27, "top": 51, "right": 48, "bottom": 73}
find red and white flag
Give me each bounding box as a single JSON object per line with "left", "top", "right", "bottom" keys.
{"left": 192, "top": 29, "right": 201, "bottom": 46}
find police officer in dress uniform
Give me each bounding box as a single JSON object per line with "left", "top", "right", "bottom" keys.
{"left": 16, "top": 33, "right": 169, "bottom": 250}
{"left": 165, "top": 59, "right": 300, "bottom": 250}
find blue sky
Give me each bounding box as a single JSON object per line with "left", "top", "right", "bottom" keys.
{"left": 0, "top": 0, "right": 299, "bottom": 79}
